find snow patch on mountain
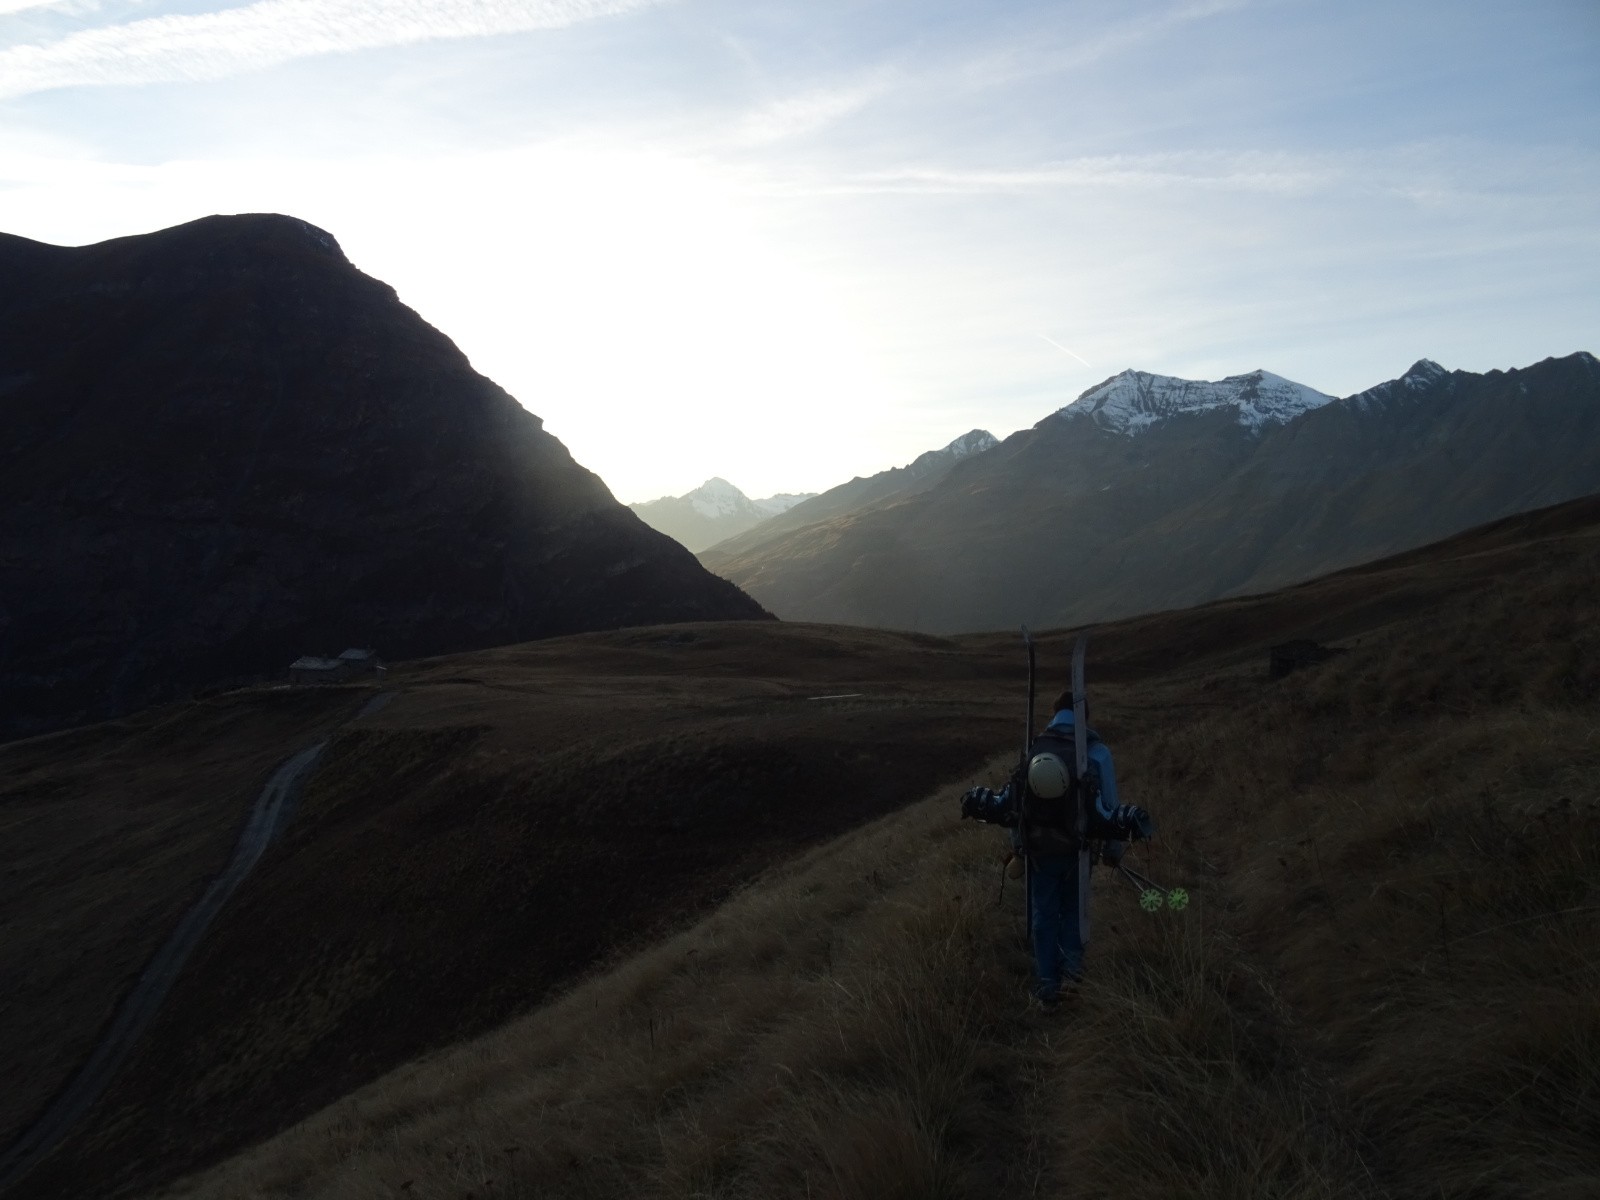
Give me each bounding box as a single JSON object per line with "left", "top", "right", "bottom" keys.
{"left": 1060, "top": 369, "right": 1334, "bottom": 435}
{"left": 907, "top": 429, "right": 998, "bottom": 476}
{"left": 753, "top": 492, "right": 815, "bottom": 516}
{"left": 1402, "top": 359, "right": 1448, "bottom": 389}
{"left": 1343, "top": 360, "right": 1452, "bottom": 412}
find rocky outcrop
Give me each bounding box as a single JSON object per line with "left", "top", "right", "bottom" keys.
{"left": 0, "top": 214, "right": 769, "bottom": 741}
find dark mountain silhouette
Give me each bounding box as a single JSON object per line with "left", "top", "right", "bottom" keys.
{"left": 0, "top": 214, "right": 769, "bottom": 741}
{"left": 701, "top": 355, "right": 1600, "bottom": 631}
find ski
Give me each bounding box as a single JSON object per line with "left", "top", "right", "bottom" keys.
{"left": 1021, "top": 626, "right": 1036, "bottom": 767}
{"left": 1071, "top": 630, "right": 1092, "bottom": 948}
{"left": 1021, "top": 626, "right": 1035, "bottom": 947}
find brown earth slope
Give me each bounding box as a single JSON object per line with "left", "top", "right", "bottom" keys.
{"left": 160, "top": 495, "right": 1600, "bottom": 1200}
{"left": 3, "top": 623, "right": 1019, "bottom": 1198}
{"left": 5, "top": 491, "right": 1599, "bottom": 1198}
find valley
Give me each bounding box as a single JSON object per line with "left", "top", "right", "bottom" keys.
{"left": 4, "top": 494, "right": 1596, "bottom": 1198}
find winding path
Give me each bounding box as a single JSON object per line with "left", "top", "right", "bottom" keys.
{"left": 0, "top": 691, "right": 393, "bottom": 1192}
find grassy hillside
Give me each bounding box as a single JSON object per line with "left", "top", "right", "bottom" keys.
{"left": 0, "top": 687, "right": 364, "bottom": 1153}
{"left": 6, "top": 625, "right": 1021, "bottom": 1199}
{"left": 144, "top": 495, "right": 1600, "bottom": 1199}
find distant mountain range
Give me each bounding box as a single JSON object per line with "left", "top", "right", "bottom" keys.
{"left": 0, "top": 214, "right": 768, "bottom": 741}
{"left": 629, "top": 479, "right": 816, "bottom": 553}
{"left": 700, "top": 356, "right": 1600, "bottom": 632}
{"left": 698, "top": 428, "right": 997, "bottom": 562}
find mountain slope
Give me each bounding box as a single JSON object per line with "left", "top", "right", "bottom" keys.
{"left": 131, "top": 490, "right": 1600, "bottom": 1200}
{"left": 0, "top": 214, "right": 768, "bottom": 741}
{"left": 700, "top": 428, "right": 997, "bottom": 564}
{"left": 629, "top": 478, "right": 815, "bottom": 553}
{"left": 1, "top": 622, "right": 1020, "bottom": 1198}
{"left": 703, "top": 355, "right": 1600, "bottom": 631}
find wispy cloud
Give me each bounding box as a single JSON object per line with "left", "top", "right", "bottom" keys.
{"left": 0, "top": 0, "right": 84, "bottom": 14}
{"left": 731, "top": 74, "right": 897, "bottom": 147}
{"left": 0, "top": 0, "right": 667, "bottom": 98}
{"left": 954, "top": 0, "right": 1253, "bottom": 91}
{"left": 745, "top": 151, "right": 1343, "bottom": 198}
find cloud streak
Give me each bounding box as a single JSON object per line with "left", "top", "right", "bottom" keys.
{"left": 954, "top": 0, "right": 1253, "bottom": 92}
{"left": 732, "top": 75, "right": 897, "bottom": 147}
{"left": 0, "top": 0, "right": 84, "bottom": 14}
{"left": 739, "top": 150, "right": 1346, "bottom": 199}
{"left": 0, "top": 0, "right": 667, "bottom": 98}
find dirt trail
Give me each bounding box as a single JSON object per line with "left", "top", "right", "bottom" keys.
{"left": 0, "top": 692, "right": 391, "bottom": 1193}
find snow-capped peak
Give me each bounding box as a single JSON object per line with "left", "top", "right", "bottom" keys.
{"left": 685, "top": 477, "right": 755, "bottom": 519}
{"left": 1059, "top": 369, "right": 1334, "bottom": 435}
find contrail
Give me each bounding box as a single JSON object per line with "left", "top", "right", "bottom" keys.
{"left": 1036, "top": 333, "right": 1093, "bottom": 369}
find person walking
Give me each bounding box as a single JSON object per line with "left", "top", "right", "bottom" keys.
{"left": 962, "top": 688, "right": 1152, "bottom": 1007}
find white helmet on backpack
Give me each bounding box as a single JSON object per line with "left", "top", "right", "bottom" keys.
{"left": 1027, "top": 752, "right": 1072, "bottom": 799}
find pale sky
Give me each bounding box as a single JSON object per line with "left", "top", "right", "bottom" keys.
{"left": 2, "top": 0, "right": 1596, "bottom": 503}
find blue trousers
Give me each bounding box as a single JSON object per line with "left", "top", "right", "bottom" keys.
{"left": 1028, "top": 853, "right": 1086, "bottom": 999}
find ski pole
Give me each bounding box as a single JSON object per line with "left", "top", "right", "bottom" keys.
{"left": 1115, "top": 864, "right": 1189, "bottom": 911}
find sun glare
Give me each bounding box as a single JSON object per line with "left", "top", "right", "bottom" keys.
{"left": 0, "top": 139, "right": 901, "bottom": 503}
{"left": 331, "top": 145, "right": 897, "bottom": 503}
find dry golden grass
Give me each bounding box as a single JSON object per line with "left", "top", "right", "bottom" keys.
{"left": 154, "top": 512, "right": 1600, "bottom": 1200}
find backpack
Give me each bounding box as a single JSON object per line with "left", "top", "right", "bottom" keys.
{"left": 1014, "top": 727, "right": 1102, "bottom": 856}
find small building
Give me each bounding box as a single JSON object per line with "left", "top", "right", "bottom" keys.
{"left": 337, "top": 648, "right": 380, "bottom": 676}
{"left": 289, "top": 655, "right": 349, "bottom": 685}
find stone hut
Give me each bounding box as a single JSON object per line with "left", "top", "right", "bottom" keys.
{"left": 337, "top": 648, "right": 380, "bottom": 676}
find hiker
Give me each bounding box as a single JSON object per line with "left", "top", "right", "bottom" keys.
{"left": 961, "top": 689, "right": 1153, "bottom": 1005}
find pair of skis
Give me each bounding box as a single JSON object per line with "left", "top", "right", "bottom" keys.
{"left": 1017, "top": 627, "right": 1088, "bottom": 795}
{"left": 1019, "top": 627, "right": 1090, "bottom": 949}
{"left": 1019, "top": 628, "right": 1187, "bottom": 933}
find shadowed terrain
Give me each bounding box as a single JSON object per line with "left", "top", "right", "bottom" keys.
{"left": 4, "top": 492, "right": 1598, "bottom": 1198}
{"left": 0, "top": 214, "right": 767, "bottom": 743}
{"left": 3, "top": 624, "right": 1020, "bottom": 1198}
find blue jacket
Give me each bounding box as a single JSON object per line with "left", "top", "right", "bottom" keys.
{"left": 1042, "top": 708, "right": 1120, "bottom": 825}
{"left": 959, "top": 709, "right": 1144, "bottom": 837}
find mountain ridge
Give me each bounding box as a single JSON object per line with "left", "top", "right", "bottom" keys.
{"left": 699, "top": 427, "right": 997, "bottom": 564}
{"left": 702, "top": 353, "right": 1600, "bottom": 631}
{"left": 1060, "top": 366, "right": 1334, "bottom": 434}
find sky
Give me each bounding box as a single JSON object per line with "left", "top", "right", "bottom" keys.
{"left": 1, "top": 0, "right": 1596, "bottom": 503}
